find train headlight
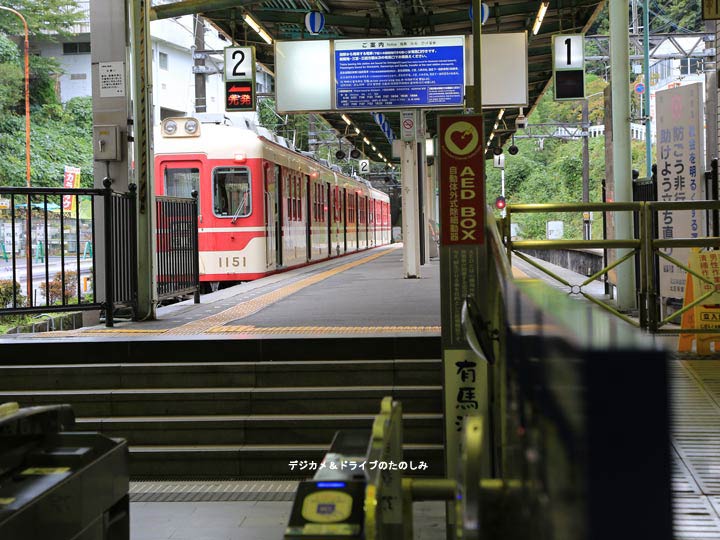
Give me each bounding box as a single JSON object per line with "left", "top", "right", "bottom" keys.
{"left": 163, "top": 120, "right": 178, "bottom": 136}
{"left": 185, "top": 119, "right": 199, "bottom": 135}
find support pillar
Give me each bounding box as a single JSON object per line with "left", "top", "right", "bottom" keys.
{"left": 610, "top": 0, "right": 636, "bottom": 311}
{"left": 401, "top": 138, "right": 421, "bottom": 277}
{"left": 130, "top": 0, "right": 157, "bottom": 320}
{"left": 90, "top": 0, "right": 131, "bottom": 312}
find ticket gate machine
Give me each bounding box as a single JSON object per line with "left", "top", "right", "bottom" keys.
{"left": 0, "top": 402, "right": 129, "bottom": 540}
{"left": 285, "top": 431, "right": 370, "bottom": 539}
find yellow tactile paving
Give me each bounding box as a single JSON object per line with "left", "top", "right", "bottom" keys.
{"left": 206, "top": 325, "right": 441, "bottom": 335}
{"left": 82, "top": 329, "right": 169, "bottom": 334}
{"left": 165, "top": 247, "right": 398, "bottom": 335}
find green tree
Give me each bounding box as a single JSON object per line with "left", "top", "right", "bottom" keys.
{"left": 0, "top": 1, "right": 83, "bottom": 39}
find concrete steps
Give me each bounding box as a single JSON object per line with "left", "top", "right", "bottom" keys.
{"left": 0, "top": 337, "right": 444, "bottom": 479}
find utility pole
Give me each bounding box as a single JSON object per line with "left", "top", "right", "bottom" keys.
{"left": 193, "top": 15, "right": 206, "bottom": 113}
{"left": 582, "top": 99, "right": 591, "bottom": 239}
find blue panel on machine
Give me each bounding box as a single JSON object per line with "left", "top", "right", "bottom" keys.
{"left": 334, "top": 36, "right": 465, "bottom": 109}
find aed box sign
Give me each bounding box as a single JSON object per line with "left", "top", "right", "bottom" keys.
{"left": 439, "top": 115, "right": 485, "bottom": 245}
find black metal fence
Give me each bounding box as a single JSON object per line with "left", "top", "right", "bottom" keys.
{"left": 156, "top": 192, "right": 200, "bottom": 303}
{"left": 0, "top": 183, "right": 137, "bottom": 327}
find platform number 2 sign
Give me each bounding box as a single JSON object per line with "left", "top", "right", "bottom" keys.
{"left": 358, "top": 159, "right": 370, "bottom": 175}
{"left": 224, "top": 47, "right": 255, "bottom": 82}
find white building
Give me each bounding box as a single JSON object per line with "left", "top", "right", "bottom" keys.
{"left": 33, "top": 2, "right": 272, "bottom": 123}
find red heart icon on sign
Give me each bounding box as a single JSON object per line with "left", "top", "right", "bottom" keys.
{"left": 451, "top": 129, "right": 472, "bottom": 151}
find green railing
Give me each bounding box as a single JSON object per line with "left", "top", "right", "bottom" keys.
{"left": 502, "top": 200, "right": 720, "bottom": 334}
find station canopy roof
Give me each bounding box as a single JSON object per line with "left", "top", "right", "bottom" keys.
{"left": 151, "top": 0, "right": 604, "bottom": 163}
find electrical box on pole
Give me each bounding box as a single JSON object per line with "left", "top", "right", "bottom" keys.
{"left": 553, "top": 34, "right": 585, "bottom": 101}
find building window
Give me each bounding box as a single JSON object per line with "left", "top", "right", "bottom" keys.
{"left": 680, "top": 58, "right": 703, "bottom": 76}
{"left": 159, "top": 52, "right": 168, "bottom": 71}
{"left": 63, "top": 42, "right": 91, "bottom": 55}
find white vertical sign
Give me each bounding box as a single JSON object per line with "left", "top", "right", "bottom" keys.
{"left": 358, "top": 159, "right": 370, "bottom": 174}
{"left": 401, "top": 110, "right": 417, "bottom": 142}
{"left": 655, "top": 83, "right": 705, "bottom": 298}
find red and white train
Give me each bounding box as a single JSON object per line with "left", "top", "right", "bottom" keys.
{"left": 154, "top": 115, "right": 391, "bottom": 289}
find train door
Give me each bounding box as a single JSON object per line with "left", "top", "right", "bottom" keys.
{"left": 306, "top": 176, "right": 312, "bottom": 261}
{"left": 326, "top": 182, "right": 331, "bottom": 256}
{"left": 342, "top": 188, "right": 348, "bottom": 253}
{"left": 274, "top": 165, "right": 283, "bottom": 267}
{"left": 355, "top": 192, "right": 360, "bottom": 249}
{"left": 264, "top": 164, "right": 275, "bottom": 269}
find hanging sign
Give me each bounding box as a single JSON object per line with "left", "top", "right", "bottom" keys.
{"left": 224, "top": 46, "right": 256, "bottom": 112}
{"left": 552, "top": 34, "right": 585, "bottom": 100}
{"left": 305, "top": 12, "right": 325, "bottom": 34}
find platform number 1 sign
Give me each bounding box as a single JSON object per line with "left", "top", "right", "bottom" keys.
{"left": 552, "top": 34, "right": 585, "bottom": 101}
{"left": 224, "top": 46, "right": 256, "bottom": 112}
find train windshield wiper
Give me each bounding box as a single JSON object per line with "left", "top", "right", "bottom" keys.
{"left": 231, "top": 203, "right": 243, "bottom": 223}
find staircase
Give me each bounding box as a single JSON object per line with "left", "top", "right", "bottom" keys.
{"left": 0, "top": 336, "right": 444, "bottom": 478}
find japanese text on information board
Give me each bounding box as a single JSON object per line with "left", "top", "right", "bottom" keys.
{"left": 655, "top": 83, "right": 705, "bottom": 298}
{"left": 335, "top": 36, "right": 464, "bottom": 109}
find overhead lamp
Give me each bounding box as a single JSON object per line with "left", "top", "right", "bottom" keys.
{"left": 363, "top": 137, "right": 370, "bottom": 145}
{"left": 354, "top": 127, "right": 360, "bottom": 135}
{"left": 497, "top": 108, "right": 505, "bottom": 120}
{"left": 488, "top": 132, "right": 495, "bottom": 142}
{"left": 371, "top": 145, "right": 377, "bottom": 151}
{"left": 341, "top": 114, "right": 352, "bottom": 125}
{"left": 243, "top": 12, "right": 273, "bottom": 44}
{"left": 493, "top": 121, "right": 499, "bottom": 130}
{"left": 532, "top": 1, "right": 549, "bottom": 35}
{"left": 378, "top": 152, "right": 384, "bottom": 159}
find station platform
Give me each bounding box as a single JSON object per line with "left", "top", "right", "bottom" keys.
{"left": 1, "top": 244, "right": 720, "bottom": 539}
{"left": 7, "top": 244, "right": 440, "bottom": 339}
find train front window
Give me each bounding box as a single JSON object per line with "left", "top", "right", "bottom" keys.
{"left": 213, "top": 167, "right": 251, "bottom": 219}
{"left": 165, "top": 167, "right": 199, "bottom": 199}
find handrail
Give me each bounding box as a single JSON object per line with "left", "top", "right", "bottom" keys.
{"left": 502, "top": 199, "right": 720, "bottom": 334}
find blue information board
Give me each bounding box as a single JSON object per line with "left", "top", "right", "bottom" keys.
{"left": 334, "top": 36, "right": 465, "bottom": 109}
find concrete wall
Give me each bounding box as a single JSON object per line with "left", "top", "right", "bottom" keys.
{"left": 518, "top": 248, "right": 604, "bottom": 278}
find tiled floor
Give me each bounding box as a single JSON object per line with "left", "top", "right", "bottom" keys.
{"left": 130, "top": 500, "right": 446, "bottom": 540}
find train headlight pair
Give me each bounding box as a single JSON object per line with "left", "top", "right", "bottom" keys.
{"left": 161, "top": 117, "right": 201, "bottom": 137}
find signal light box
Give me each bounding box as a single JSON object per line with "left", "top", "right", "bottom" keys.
{"left": 225, "top": 82, "right": 255, "bottom": 111}
{"left": 553, "top": 34, "right": 585, "bottom": 101}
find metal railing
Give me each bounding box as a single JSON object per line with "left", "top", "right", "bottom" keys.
{"left": 502, "top": 200, "right": 720, "bottom": 334}
{"left": 0, "top": 182, "right": 137, "bottom": 327}
{"left": 359, "top": 207, "right": 671, "bottom": 539}
{"left": 156, "top": 193, "right": 200, "bottom": 303}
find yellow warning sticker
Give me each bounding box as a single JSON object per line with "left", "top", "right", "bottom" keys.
{"left": 21, "top": 467, "right": 70, "bottom": 475}
{"left": 0, "top": 498, "right": 15, "bottom": 505}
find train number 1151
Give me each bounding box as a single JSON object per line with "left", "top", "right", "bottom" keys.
{"left": 218, "top": 256, "right": 241, "bottom": 268}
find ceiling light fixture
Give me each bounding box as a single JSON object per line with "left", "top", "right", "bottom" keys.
{"left": 243, "top": 12, "right": 273, "bottom": 44}
{"left": 532, "top": 1, "right": 550, "bottom": 35}
{"left": 341, "top": 114, "right": 352, "bottom": 125}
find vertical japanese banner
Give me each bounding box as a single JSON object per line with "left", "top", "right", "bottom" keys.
{"left": 655, "top": 83, "right": 705, "bottom": 300}
{"left": 62, "top": 166, "right": 82, "bottom": 213}
{"left": 438, "top": 114, "right": 490, "bottom": 481}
